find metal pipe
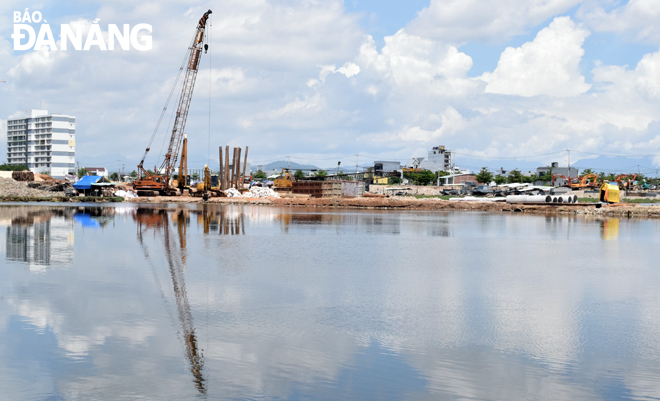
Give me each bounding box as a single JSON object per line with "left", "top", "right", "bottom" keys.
{"left": 219, "top": 147, "right": 223, "bottom": 190}
{"left": 225, "top": 146, "right": 230, "bottom": 190}
{"left": 236, "top": 147, "right": 242, "bottom": 190}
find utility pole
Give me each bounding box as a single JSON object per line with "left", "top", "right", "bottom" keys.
{"left": 355, "top": 154, "right": 359, "bottom": 173}
{"left": 286, "top": 156, "right": 290, "bottom": 170}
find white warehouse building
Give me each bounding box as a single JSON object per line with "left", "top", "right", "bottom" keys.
{"left": 7, "top": 110, "right": 76, "bottom": 179}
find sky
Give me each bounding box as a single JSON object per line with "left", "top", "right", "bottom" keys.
{"left": 2, "top": 0, "right": 660, "bottom": 175}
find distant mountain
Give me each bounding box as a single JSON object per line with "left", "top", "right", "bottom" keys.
{"left": 455, "top": 155, "right": 659, "bottom": 176}
{"left": 262, "top": 161, "right": 320, "bottom": 171}
{"left": 570, "top": 155, "right": 659, "bottom": 175}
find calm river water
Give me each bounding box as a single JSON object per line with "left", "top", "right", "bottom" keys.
{"left": 0, "top": 203, "right": 658, "bottom": 400}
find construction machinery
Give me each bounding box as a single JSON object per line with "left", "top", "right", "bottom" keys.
{"left": 134, "top": 10, "right": 212, "bottom": 196}
{"left": 615, "top": 173, "right": 637, "bottom": 190}
{"left": 570, "top": 173, "right": 599, "bottom": 190}
{"left": 273, "top": 169, "right": 293, "bottom": 192}
{"left": 551, "top": 174, "right": 569, "bottom": 186}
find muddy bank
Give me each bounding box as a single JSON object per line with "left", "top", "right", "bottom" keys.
{"left": 126, "top": 196, "right": 660, "bottom": 219}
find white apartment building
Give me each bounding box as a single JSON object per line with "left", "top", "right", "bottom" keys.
{"left": 411, "top": 145, "right": 453, "bottom": 173}
{"left": 7, "top": 109, "right": 76, "bottom": 178}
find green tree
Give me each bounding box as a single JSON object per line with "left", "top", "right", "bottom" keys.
{"left": 494, "top": 175, "right": 507, "bottom": 185}
{"left": 294, "top": 169, "right": 305, "bottom": 180}
{"left": 581, "top": 168, "right": 594, "bottom": 176}
{"left": 404, "top": 170, "right": 436, "bottom": 185}
{"left": 253, "top": 170, "right": 267, "bottom": 179}
{"left": 475, "top": 167, "right": 493, "bottom": 184}
{"left": 109, "top": 172, "right": 119, "bottom": 181}
{"left": 0, "top": 164, "right": 28, "bottom": 171}
{"left": 389, "top": 176, "right": 402, "bottom": 184}
{"left": 507, "top": 169, "right": 523, "bottom": 183}
{"left": 77, "top": 167, "right": 88, "bottom": 177}
{"left": 436, "top": 170, "right": 450, "bottom": 183}
{"left": 130, "top": 170, "right": 138, "bottom": 178}
{"left": 192, "top": 172, "right": 199, "bottom": 180}
{"left": 314, "top": 169, "right": 327, "bottom": 178}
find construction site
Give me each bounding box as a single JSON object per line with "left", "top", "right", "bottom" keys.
{"left": 1, "top": 9, "right": 659, "bottom": 220}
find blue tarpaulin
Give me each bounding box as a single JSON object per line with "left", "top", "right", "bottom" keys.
{"left": 73, "top": 175, "right": 102, "bottom": 190}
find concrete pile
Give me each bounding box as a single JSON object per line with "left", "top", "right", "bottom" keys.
{"left": 506, "top": 194, "right": 579, "bottom": 204}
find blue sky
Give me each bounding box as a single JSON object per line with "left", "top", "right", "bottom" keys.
{"left": 2, "top": 0, "right": 660, "bottom": 173}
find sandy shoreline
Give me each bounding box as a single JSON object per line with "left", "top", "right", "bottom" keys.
{"left": 124, "top": 196, "right": 660, "bottom": 219}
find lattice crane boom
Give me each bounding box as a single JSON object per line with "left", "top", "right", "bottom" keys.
{"left": 135, "top": 10, "right": 212, "bottom": 195}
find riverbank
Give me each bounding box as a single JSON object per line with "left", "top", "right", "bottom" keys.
{"left": 125, "top": 195, "right": 660, "bottom": 219}
{"left": 0, "top": 196, "right": 125, "bottom": 203}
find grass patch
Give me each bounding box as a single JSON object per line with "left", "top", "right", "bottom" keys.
{"left": 621, "top": 198, "right": 660, "bottom": 204}
{"left": 578, "top": 197, "right": 599, "bottom": 203}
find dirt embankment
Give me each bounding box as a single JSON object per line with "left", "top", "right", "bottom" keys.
{"left": 126, "top": 195, "right": 660, "bottom": 219}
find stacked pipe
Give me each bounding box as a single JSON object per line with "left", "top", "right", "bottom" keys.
{"left": 506, "top": 194, "right": 579, "bottom": 204}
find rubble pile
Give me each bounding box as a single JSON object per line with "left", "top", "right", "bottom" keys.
{"left": 246, "top": 186, "right": 280, "bottom": 198}
{"left": 224, "top": 188, "right": 242, "bottom": 197}
{"left": 12, "top": 171, "right": 34, "bottom": 181}
{"left": 27, "top": 180, "right": 73, "bottom": 192}
{"left": 114, "top": 189, "right": 138, "bottom": 198}
{"left": 223, "top": 187, "right": 280, "bottom": 198}
{"left": 0, "top": 178, "right": 55, "bottom": 198}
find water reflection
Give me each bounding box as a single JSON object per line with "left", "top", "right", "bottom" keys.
{"left": 134, "top": 208, "right": 206, "bottom": 394}
{"left": 2, "top": 207, "right": 74, "bottom": 270}
{"left": 0, "top": 204, "right": 658, "bottom": 400}
{"left": 601, "top": 218, "right": 620, "bottom": 240}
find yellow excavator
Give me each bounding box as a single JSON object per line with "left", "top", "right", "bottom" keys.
{"left": 273, "top": 169, "right": 293, "bottom": 192}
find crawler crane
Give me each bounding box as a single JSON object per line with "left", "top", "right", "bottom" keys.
{"left": 134, "top": 10, "right": 212, "bottom": 196}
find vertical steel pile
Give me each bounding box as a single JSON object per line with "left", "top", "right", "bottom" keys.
{"left": 218, "top": 146, "right": 249, "bottom": 190}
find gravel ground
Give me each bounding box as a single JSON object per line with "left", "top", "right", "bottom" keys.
{"left": 0, "top": 178, "right": 56, "bottom": 198}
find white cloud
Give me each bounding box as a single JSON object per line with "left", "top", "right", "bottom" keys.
{"left": 579, "top": 0, "right": 660, "bottom": 44}
{"left": 396, "top": 107, "right": 466, "bottom": 142}
{"left": 407, "top": 0, "right": 581, "bottom": 43}
{"left": 482, "top": 17, "right": 590, "bottom": 97}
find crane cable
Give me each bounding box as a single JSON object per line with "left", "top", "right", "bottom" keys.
{"left": 208, "top": 15, "right": 212, "bottom": 165}
{"left": 141, "top": 34, "right": 196, "bottom": 167}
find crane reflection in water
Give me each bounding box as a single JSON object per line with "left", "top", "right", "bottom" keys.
{"left": 134, "top": 207, "right": 207, "bottom": 394}
{"left": 132, "top": 205, "right": 247, "bottom": 395}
